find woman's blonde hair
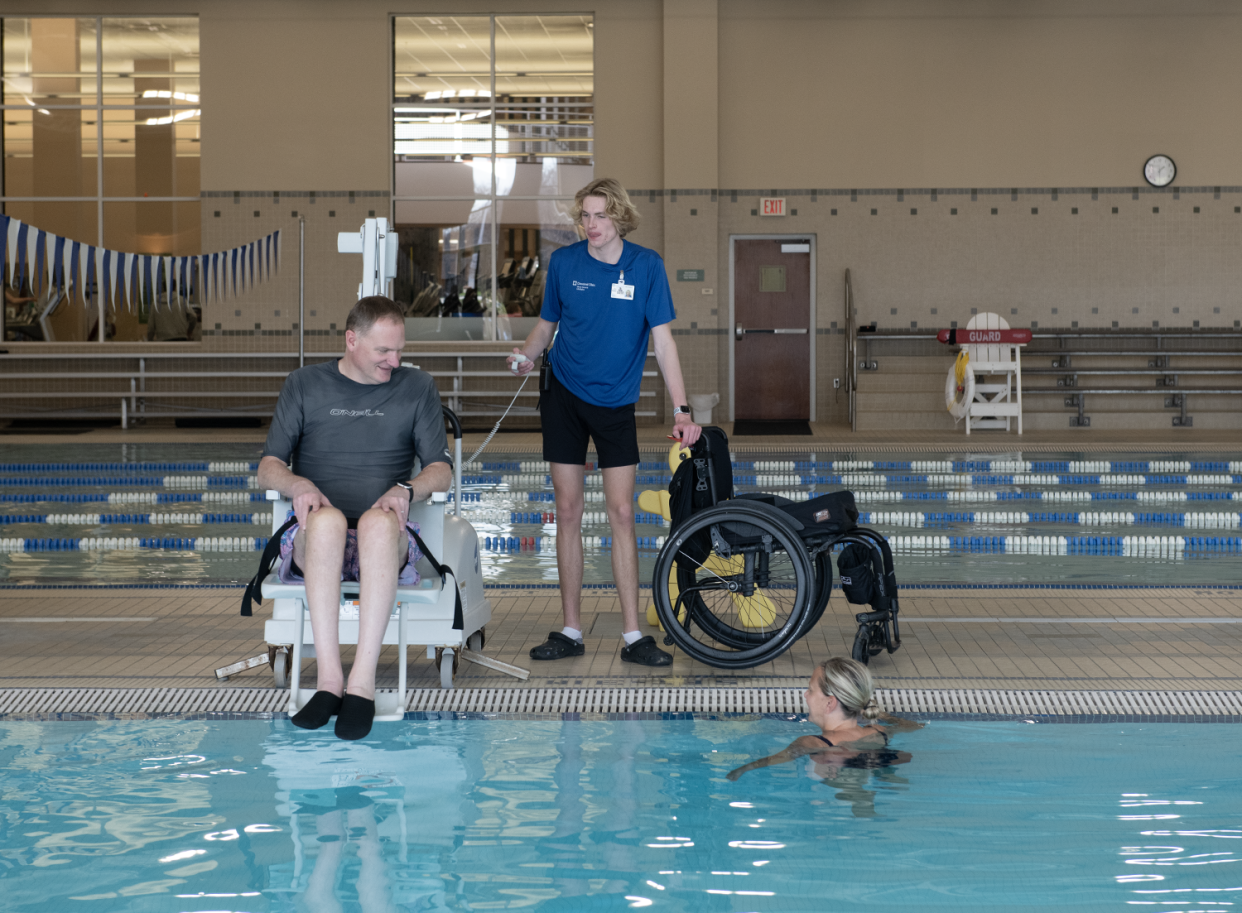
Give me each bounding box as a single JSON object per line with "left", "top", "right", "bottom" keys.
{"left": 571, "top": 178, "right": 641, "bottom": 238}
{"left": 816, "top": 657, "right": 882, "bottom": 721}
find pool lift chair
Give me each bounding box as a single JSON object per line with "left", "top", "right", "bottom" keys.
{"left": 651, "top": 430, "right": 902, "bottom": 670}
{"left": 258, "top": 406, "right": 508, "bottom": 721}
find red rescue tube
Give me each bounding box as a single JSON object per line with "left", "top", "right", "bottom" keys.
{"left": 937, "top": 328, "right": 1032, "bottom": 345}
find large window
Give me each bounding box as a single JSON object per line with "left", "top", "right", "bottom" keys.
{"left": 392, "top": 15, "right": 592, "bottom": 340}
{"left": 2, "top": 16, "right": 199, "bottom": 342}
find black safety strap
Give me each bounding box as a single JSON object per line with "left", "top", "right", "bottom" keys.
{"left": 241, "top": 515, "right": 297, "bottom": 617}
{"left": 241, "top": 517, "right": 464, "bottom": 631}
{"left": 407, "top": 526, "right": 464, "bottom": 631}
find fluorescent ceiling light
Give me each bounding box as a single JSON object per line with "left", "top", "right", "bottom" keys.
{"left": 144, "top": 108, "right": 199, "bottom": 125}
{"left": 142, "top": 89, "right": 200, "bottom": 103}
{"left": 425, "top": 89, "right": 491, "bottom": 100}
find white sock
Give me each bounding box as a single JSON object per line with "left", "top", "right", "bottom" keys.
{"left": 622, "top": 630, "right": 643, "bottom": 646}
{"left": 562, "top": 626, "right": 583, "bottom": 643}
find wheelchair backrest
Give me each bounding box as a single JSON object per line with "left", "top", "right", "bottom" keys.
{"left": 668, "top": 425, "right": 733, "bottom": 531}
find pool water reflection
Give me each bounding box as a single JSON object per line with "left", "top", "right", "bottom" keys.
{"left": 2, "top": 718, "right": 1241, "bottom": 911}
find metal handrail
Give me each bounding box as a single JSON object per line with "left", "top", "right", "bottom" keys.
{"left": 845, "top": 268, "right": 856, "bottom": 431}
{"left": 0, "top": 348, "right": 662, "bottom": 426}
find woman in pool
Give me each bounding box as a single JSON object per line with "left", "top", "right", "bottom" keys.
{"left": 727, "top": 657, "right": 921, "bottom": 783}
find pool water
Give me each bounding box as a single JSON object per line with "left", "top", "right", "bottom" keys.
{"left": 1, "top": 442, "right": 1240, "bottom": 587}
{"left": 2, "top": 717, "right": 1240, "bottom": 911}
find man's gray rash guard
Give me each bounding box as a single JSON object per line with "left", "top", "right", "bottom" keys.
{"left": 262, "top": 361, "right": 451, "bottom": 520}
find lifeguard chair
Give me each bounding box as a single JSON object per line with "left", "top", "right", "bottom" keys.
{"left": 938, "top": 313, "right": 1031, "bottom": 435}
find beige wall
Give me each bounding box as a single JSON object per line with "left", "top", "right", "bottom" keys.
{"left": 718, "top": 0, "right": 1242, "bottom": 189}
{"left": 8, "top": 0, "right": 1242, "bottom": 432}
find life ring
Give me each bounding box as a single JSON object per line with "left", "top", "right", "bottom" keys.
{"left": 945, "top": 352, "right": 975, "bottom": 422}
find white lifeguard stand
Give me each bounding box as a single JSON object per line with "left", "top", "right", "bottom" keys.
{"left": 959, "top": 312, "right": 1028, "bottom": 435}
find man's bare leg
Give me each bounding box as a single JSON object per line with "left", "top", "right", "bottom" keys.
{"left": 350, "top": 507, "right": 407, "bottom": 700}
{"left": 294, "top": 506, "right": 348, "bottom": 696}
{"left": 550, "top": 462, "right": 586, "bottom": 632}
{"left": 602, "top": 464, "right": 639, "bottom": 632}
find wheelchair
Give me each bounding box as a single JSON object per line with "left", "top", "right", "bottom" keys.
{"left": 651, "top": 429, "right": 901, "bottom": 670}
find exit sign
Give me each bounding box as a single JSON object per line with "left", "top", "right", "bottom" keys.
{"left": 676, "top": 269, "right": 704, "bottom": 282}
{"left": 760, "top": 197, "right": 786, "bottom": 216}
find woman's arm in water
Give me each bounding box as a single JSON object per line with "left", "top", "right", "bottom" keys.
{"left": 874, "top": 712, "right": 925, "bottom": 734}
{"left": 726, "top": 736, "right": 828, "bottom": 781}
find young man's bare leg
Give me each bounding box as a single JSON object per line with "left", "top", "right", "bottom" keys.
{"left": 550, "top": 462, "right": 586, "bottom": 631}
{"left": 604, "top": 463, "right": 671, "bottom": 664}
{"left": 529, "top": 463, "right": 588, "bottom": 660}
{"left": 602, "top": 464, "right": 640, "bottom": 632}
{"left": 290, "top": 506, "right": 348, "bottom": 730}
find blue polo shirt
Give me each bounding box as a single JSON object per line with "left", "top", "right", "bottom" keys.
{"left": 539, "top": 239, "right": 676, "bottom": 408}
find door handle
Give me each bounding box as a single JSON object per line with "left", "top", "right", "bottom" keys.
{"left": 735, "top": 325, "right": 807, "bottom": 338}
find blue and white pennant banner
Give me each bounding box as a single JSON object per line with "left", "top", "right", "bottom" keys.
{"left": 0, "top": 215, "right": 280, "bottom": 312}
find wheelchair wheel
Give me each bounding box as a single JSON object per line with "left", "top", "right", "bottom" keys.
{"left": 655, "top": 502, "right": 813, "bottom": 668}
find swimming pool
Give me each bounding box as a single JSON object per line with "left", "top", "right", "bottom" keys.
{"left": 1, "top": 442, "right": 1239, "bottom": 587}
{"left": 2, "top": 716, "right": 1239, "bottom": 911}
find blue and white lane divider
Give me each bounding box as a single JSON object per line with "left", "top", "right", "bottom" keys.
{"left": 883, "top": 535, "right": 1239, "bottom": 556}
{"left": 0, "top": 492, "right": 266, "bottom": 505}
{"left": 854, "top": 490, "right": 1240, "bottom": 503}
{"left": 0, "top": 536, "right": 269, "bottom": 552}
{"left": 859, "top": 510, "right": 1242, "bottom": 529}
{"left": 0, "top": 461, "right": 257, "bottom": 473}
{"left": 737, "top": 459, "right": 1242, "bottom": 473}
{"left": 0, "top": 512, "right": 271, "bottom": 527}
{"left": 0, "top": 475, "right": 260, "bottom": 489}
{"left": 481, "top": 535, "right": 667, "bottom": 552}
{"left": 745, "top": 472, "right": 1242, "bottom": 488}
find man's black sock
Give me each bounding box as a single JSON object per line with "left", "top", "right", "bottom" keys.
{"left": 291, "top": 690, "right": 342, "bottom": 730}
{"left": 334, "top": 693, "right": 376, "bottom": 741}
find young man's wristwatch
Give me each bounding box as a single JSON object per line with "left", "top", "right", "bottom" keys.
{"left": 396, "top": 482, "right": 413, "bottom": 501}
{"left": 673, "top": 405, "right": 691, "bottom": 419}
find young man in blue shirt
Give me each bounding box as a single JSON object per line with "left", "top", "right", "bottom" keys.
{"left": 509, "top": 178, "right": 702, "bottom": 666}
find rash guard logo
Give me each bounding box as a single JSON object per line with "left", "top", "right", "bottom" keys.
{"left": 330, "top": 408, "right": 385, "bottom": 417}
{"left": 572, "top": 280, "right": 595, "bottom": 292}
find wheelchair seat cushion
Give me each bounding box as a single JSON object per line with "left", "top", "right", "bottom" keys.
{"left": 778, "top": 490, "right": 859, "bottom": 535}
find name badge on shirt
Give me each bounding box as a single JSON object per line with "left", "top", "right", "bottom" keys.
{"left": 611, "top": 268, "right": 634, "bottom": 300}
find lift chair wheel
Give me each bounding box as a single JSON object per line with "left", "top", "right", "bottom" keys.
{"left": 434, "top": 646, "right": 460, "bottom": 690}
{"left": 270, "top": 646, "right": 290, "bottom": 688}
{"left": 467, "top": 627, "right": 485, "bottom": 652}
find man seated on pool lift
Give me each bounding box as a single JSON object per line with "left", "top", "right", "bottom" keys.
{"left": 257, "top": 295, "right": 452, "bottom": 741}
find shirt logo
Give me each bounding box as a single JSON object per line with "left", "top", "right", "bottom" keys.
{"left": 330, "top": 408, "right": 385, "bottom": 417}
{"left": 572, "top": 280, "right": 595, "bottom": 292}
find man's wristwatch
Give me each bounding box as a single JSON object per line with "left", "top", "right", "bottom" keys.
{"left": 396, "top": 482, "right": 413, "bottom": 502}
{"left": 673, "top": 405, "right": 691, "bottom": 419}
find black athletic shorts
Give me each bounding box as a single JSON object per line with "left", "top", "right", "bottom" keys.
{"left": 542, "top": 369, "right": 640, "bottom": 468}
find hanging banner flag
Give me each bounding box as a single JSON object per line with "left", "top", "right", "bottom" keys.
{"left": 33, "top": 229, "right": 47, "bottom": 295}
{"left": 1, "top": 216, "right": 281, "bottom": 312}
{"left": 68, "top": 241, "right": 79, "bottom": 302}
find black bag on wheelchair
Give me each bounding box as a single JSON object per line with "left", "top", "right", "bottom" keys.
{"left": 668, "top": 425, "right": 733, "bottom": 526}
{"left": 667, "top": 426, "right": 733, "bottom": 563}
{"left": 837, "top": 541, "right": 881, "bottom": 606}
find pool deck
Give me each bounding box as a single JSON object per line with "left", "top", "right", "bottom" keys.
{"left": 1, "top": 422, "right": 1240, "bottom": 697}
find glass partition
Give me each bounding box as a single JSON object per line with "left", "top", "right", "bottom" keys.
{"left": 393, "top": 14, "right": 592, "bottom": 339}
{"left": 1, "top": 15, "right": 199, "bottom": 342}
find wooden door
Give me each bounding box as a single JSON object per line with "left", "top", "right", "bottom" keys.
{"left": 733, "top": 239, "right": 811, "bottom": 420}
